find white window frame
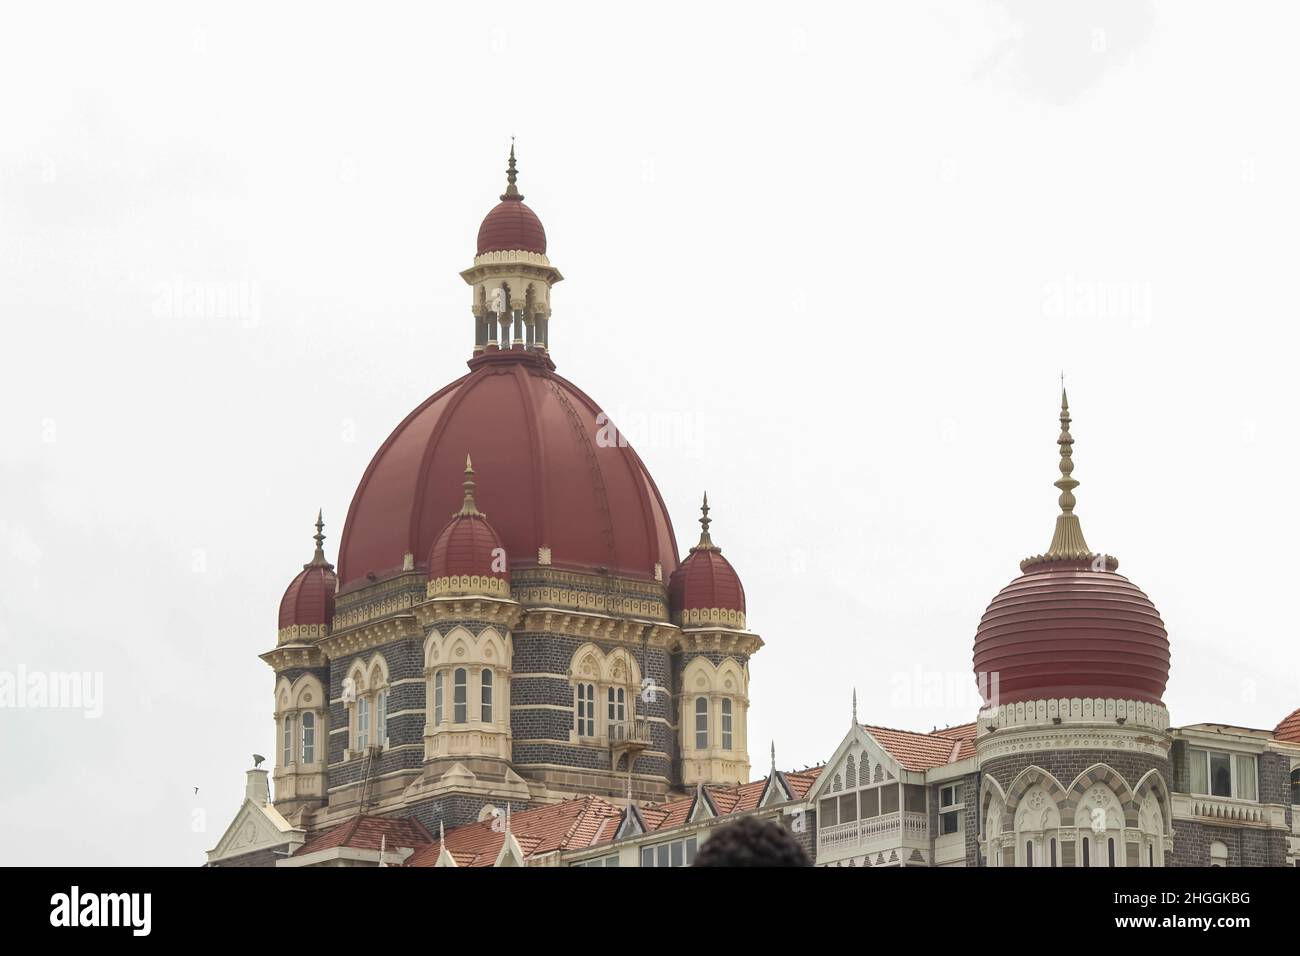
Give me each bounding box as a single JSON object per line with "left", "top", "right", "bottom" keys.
{"left": 694, "top": 697, "right": 709, "bottom": 750}
{"left": 453, "top": 668, "right": 468, "bottom": 724}
{"left": 481, "top": 668, "right": 493, "bottom": 723}
{"left": 357, "top": 696, "right": 370, "bottom": 750}
{"left": 721, "top": 698, "right": 733, "bottom": 750}
{"left": 433, "top": 671, "right": 444, "bottom": 726}
{"left": 1188, "top": 748, "right": 1257, "bottom": 801}
{"left": 300, "top": 711, "right": 316, "bottom": 764}
{"left": 938, "top": 782, "right": 963, "bottom": 836}
{"left": 576, "top": 682, "right": 595, "bottom": 738}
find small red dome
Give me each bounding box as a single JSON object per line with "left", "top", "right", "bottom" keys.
{"left": 1276, "top": 708, "right": 1300, "bottom": 743}
{"left": 670, "top": 548, "right": 745, "bottom": 615}
{"left": 279, "top": 516, "right": 337, "bottom": 629}
{"left": 973, "top": 559, "right": 1169, "bottom": 707}
{"left": 428, "top": 461, "right": 509, "bottom": 584}
{"left": 669, "top": 498, "right": 745, "bottom": 625}
{"left": 477, "top": 200, "right": 547, "bottom": 256}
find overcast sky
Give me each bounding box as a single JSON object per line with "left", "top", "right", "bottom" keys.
{"left": 2, "top": 1, "right": 1298, "bottom": 865}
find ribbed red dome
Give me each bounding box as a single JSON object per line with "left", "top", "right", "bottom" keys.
{"left": 972, "top": 559, "right": 1169, "bottom": 707}
{"left": 670, "top": 548, "right": 745, "bottom": 616}
{"left": 477, "top": 200, "right": 546, "bottom": 256}
{"left": 278, "top": 562, "right": 337, "bottom": 629}
{"left": 1276, "top": 708, "right": 1300, "bottom": 743}
{"left": 338, "top": 350, "right": 679, "bottom": 590}
{"left": 428, "top": 509, "right": 507, "bottom": 582}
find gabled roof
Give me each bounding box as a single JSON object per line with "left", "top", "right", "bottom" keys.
{"left": 294, "top": 814, "right": 434, "bottom": 857}
{"left": 405, "top": 795, "right": 622, "bottom": 868}
{"left": 863, "top": 722, "right": 977, "bottom": 771}
{"left": 625, "top": 766, "right": 823, "bottom": 839}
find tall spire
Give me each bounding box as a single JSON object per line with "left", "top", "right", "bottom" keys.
{"left": 457, "top": 454, "right": 484, "bottom": 517}
{"left": 693, "top": 492, "right": 717, "bottom": 550}
{"left": 770, "top": 740, "right": 776, "bottom": 775}
{"left": 1022, "top": 386, "right": 1117, "bottom": 571}
{"left": 307, "top": 510, "right": 333, "bottom": 568}
{"left": 499, "top": 139, "right": 523, "bottom": 201}
{"left": 852, "top": 687, "right": 858, "bottom": 723}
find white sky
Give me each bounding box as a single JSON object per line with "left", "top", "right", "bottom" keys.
{"left": 2, "top": 1, "right": 1297, "bottom": 865}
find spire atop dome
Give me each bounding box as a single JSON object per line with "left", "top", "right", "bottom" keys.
{"left": 499, "top": 140, "right": 523, "bottom": 202}
{"left": 458, "top": 454, "right": 484, "bottom": 517}
{"left": 694, "top": 492, "right": 717, "bottom": 551}
{"left": 1021, "top": 386, "right": 1117, "bottom": 571}
{"left": 307, "top": 510, "right": 333, "bottom": 569}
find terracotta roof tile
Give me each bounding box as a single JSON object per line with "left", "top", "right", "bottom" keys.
{"left": 405, "top": 795, "right": 622, "bottom": 868}
{"left": 1275, "top": 707, "right": 1300, "bottom": 744}
{"left": 295, "top": 814, "right": 433, "bottom": 857}
{"left": 862, "top": 724, "right": 977, "bottom": 772}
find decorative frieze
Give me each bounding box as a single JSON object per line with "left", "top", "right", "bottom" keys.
{"left": 978, "top": 697, "right": 1169, "bottom": 735}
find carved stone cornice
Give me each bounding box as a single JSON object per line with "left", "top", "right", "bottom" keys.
{"left": 412, "top": 595, "right": 524, "bottom": 630}
{"left": 671, "top": 627, "right": 763, "bottom": 657}
{"left": 977, "top": 697, "right": 1169, "bottom": 735}
{"left": 333, "top": 571, "right": 427, "bottom": 630}
{"left": 276, "top": 623, "right": 328, "bottom": 646}
{"left": 977, "top": 722, "right": 1172, "bottom": 764}
{"left": 677, "top": 607, "right": 746, "bottom": 629}
{"left": 518, "top": 609, "right": 680, "bottom": 647}
{"left": 260, "top": 643, "right": 327, "bottom": 672}
{"left": 509, "top": 566, "right": 669, "bottom": 621}
{"left": 427, "top": 575, "right": 511, "bottom": 600}
{"left": 318, "top": 613, "right": 424, "bottom": 658}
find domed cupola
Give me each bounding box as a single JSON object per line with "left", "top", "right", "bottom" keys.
{"left": 670, "top": 494, "right": 746, "bottom": 629}
{"left": 973, "top": 390, "right": 1170, "bottom": 710}
{"left": 426, "top": 456, "right": 510, "bottom": 598}
{"left": 476, "top": 144, "right": 547, "bottom": 256}
{"left": 277, "top": 511, "right": 338, "bottom": 642}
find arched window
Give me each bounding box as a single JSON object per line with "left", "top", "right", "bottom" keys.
{"left": 721, "top": 699, "right": 733, "bottom": 750}
{"left": 376, "top": 689, "right": 388, "bottom": 746}
{"left": 481, "top": 669, "right": 493, "bottom": 722}
{"left": 1209, "top": 841, "right": 1228, "bottom": 867}
{"left": 301, "top": 711, "right": 316, "bottom": 764}
{"left": 282, "top": 714, "right": 295, "bottom": 766}
{"left": 357, "top": 696, "right": 371, "bottom": 750}
{"left": 576, "top": 682, "right": 595, "bottom": 737}
{"left": 434, "top": 671, "right": 444, "bottom": 725}
{"left": 453, "top": 668, "right": 467, "bottom": 724}
{"left": 694, "top": 697, "right": 709, "bottom": 750}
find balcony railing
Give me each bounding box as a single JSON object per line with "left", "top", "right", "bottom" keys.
{"left": 609, "top": 718, "right": 652, "bottom": 746}
{"left": 817, "top": 811, "right": 929, "bottom": 853}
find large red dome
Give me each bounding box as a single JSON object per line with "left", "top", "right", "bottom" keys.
{"left": 973, "top": 558, "right": 1170, "bottom": 707}
{"left": 337, "top": 350, "right": 680, "bottom": 591}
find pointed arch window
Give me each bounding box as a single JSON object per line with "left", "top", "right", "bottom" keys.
{"left": 301, "top": 711, "right": 316, "bottom": 764}
{"left": 282, "top": 714, "right": 296, "bottom": 766}
{"left": 357, "top": 696, "right": 371, "bottom": 750}
{"left": 576, "top": 683, "right": 595, "bottom": 737}
{"left": 453, "top": 668, "right": 468, "bottom": 724}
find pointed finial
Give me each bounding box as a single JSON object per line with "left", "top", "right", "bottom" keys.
{"left": 694, "top": 491, "right": 717, "bottom": 550}
{"left": 1022, "top": 383, "right": 1117, "bottom": 570}
{"left": 439, "top": 820, "right": 445, "bottom": 843}
{"left": 852, "top": 687, "right": 858, "bottom": 723}
{"left": 307, "top": 511, "right": 332, "bottom": 568}
{"left": 457, "top": 454, "right": 484, "bottom": 517}
{"left": 500, "top": 139, "right": 523, "bottom": 201}
{"left": 770, "top": 740, "right": 776, "bottom": 775}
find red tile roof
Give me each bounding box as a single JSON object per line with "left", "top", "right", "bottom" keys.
{"left": 632, "top": 767, "right": 824, "bottom": 836}
{"left": 405, "top": 795, "right": 622, "bottom": 868}
{"left": 295, "top": 814, "right": 433, "bottom": 857}
{"left": 1275, "top": 707, "right": 1300, "bottom": 744}
{"left": 862, "top": 722, "right": 977, "bottom": 771}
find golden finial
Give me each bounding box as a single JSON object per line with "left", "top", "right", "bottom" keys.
{"left": 1022, "top": 385, "right": 1118, "bottom": 571}
{"left": 694, "top": 492, "right": 717, "bottom": 550}
{"left": 307, "top": 510, "right": 333, "bottom": 568}
{"left": 457, "top": 454, "right": 484, "bottom": 517}
{"left": 500, "top": 139, "right": 523, "bottom": 202}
